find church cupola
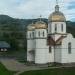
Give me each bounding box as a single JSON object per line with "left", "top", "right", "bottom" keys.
{"left": 34, "top": 17, "right": 48, "bottom": 64}
{"left": 48, "top": 3, "right": 66, "bottom": 22}
{"left": 34, "top": 16, "right": 47, "bottom": 39}
{"left": 35, "top": 21, "right": 47, "bottom": 29}
{"left": 47, "top": 0, "right": 67, "bottom": 45}
{"left": 48, "top": 0, "right": 66, "bottom": 34}
{"left": 27, "top": 23, "right": 35, "bottom": 39}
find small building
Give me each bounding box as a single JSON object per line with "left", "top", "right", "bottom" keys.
{"left": 0, "top": 41, "right": 10, "bottom": 52}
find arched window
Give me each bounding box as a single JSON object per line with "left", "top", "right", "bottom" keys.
{"left": 43, "top": 31, "right": 44, "bottom": 37}
{"left": 68, "top": 42, "right": 71, "bottom": 54}
{"left": 61, "top": 24, "right": 63, "bottom": 32}
{"left": 49, "top": 46, "right": 52, "bottom": 53}
{"left": 50, "top": 24, "right": 51, "bottom": 32}
{"left": 26, "top": 32, "right": 28, "bottom": 38}
{"left": 30, "top": 33, "right": 31, "bottom": 38}
{"left": 47, "top": 29, "right": 48, "bottom": 33}
{"left": 38, "top": 31, "right": 40, "bottom": 37}
{"left": 33, "top": 32, "right": 34, "bottom": 38}
{"left": 55, "top": 24, "right": 57, "bottom": 33}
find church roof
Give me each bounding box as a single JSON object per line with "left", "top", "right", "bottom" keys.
{"left": 27, "top": 23, "right": 35, "bottom": 31}
{"left": 48, "top": 11, "right": 66, "bottom": 22}
{"left": 35, "top": 21, "right": 47, "bottom": 29}
{"left": 48, "top": 5, "right": 66, "bottom": 22}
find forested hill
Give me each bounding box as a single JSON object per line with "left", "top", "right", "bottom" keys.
{"left": 0, "top": 15, "right": 75, "bottom": 36}
{"left": 0, "top": 15, "right": 75, "bottom": 50}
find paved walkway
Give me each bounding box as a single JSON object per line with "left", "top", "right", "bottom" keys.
{"left": 0, "top": 59, "right": 51, "bottom": 75}
{"left": 0, "top": 59, "right": 47, "bottom": 75}
{"left": 0, "top": 59, "right": 29, "bottom": 75}
{"left": 0, "top": 59, "right": 26, "bottom": 71}
{"left": 1, "top": 59, "right": 75, "bottom": 75}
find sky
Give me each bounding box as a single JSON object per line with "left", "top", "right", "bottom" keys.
{"left": 0, "top": 0, "right": 75, "bottom": 21}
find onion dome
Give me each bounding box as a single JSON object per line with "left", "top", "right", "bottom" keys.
{"left": 27, "top": 23, "right": 35, "bottom": 31}
{"left": 35, "top": 21, "right": 47, "bottom": 29}
{"left": 48, "top": 5, "right": 66, "bottom": 22}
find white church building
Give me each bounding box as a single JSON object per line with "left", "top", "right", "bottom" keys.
{"left": 27, "top": 3, "right": 75, "bottom": 64}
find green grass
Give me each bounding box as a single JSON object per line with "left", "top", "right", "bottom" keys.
{"left": 0, "top": 62, "right": 15, "bottom": 75}
{"left": 20, "top": 67, "right": 75, "bottom": 75}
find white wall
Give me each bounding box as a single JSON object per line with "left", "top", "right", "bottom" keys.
{"left": 54, "top": 45, "right": 61, "bottom": 63}
{"left": 27, "top": 39, "right": 34, "bottom": 61}
{"left": 35, "top": 39, "right": 49, "bottom": 64}
{"left": 35, "top": 29, "right": 49, "bottom": 64}
{"left": 61, "top": 34, "right": 75, "bottom": 63}
{"left": 27, "top": 31, "right": 35, "bottom": 62}
{"left": 34, "top": 29, "right": 55, "bottom": 64}
{"left": 48, "top": 46, "right": 54, "bottom": 63}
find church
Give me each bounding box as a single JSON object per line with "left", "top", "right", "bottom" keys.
{"left": 27, "top": 2, "right": 75, "bottom": 64}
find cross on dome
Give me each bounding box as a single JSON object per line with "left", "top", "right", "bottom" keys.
{"left": 55, "top": 0, "right": 59, "bottom": 12}
{"left": 39, "top": 15, "right": 42, "bottom": 22}
{"left": 56, "top": 0, "right": 58, "bottom": 5}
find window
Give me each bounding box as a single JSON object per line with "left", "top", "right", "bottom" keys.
{"left": 30, "top": 33, "right": 31, "bottom": 38}
{"left": 26, "top": 33, "right": 28, "bottom": 38}
{"left": 61, "top": 24, "right": 63, "bottom": 32}
{"left": 49, "top": 46, "right": 52, "bottom": 53}
{"left": 38, "top": 31, "right": 40, "bottom": 37}
{"left": 68, "top": 42, "right": 71, "bottom": 54}
{"left": 43, "top": 31, "right": 44, "bottom": 37}
{"left": 50, "top": 24, "right": 51, "bottom": 32}
{"left": 33, "top": 32, "right": 34, "bottom": 38}
{"left": 55, "top": 24, "right": 57, "bottom": 33}
{"left": 47, "top": 29, "right": 48, "bottom": 33}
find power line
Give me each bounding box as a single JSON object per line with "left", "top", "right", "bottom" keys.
{"left": 27, "top": 48, "right": 75, "bottom": 49}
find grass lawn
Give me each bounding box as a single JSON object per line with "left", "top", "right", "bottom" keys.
{"left": 20, "top": 67, "right": 75, "bottom": 75}
{"left": 0, "top": 62, "right": 15, "bottom": 75}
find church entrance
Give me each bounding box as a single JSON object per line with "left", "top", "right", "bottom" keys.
{"left": 29, "top": 50, "right": 35, "bottom": 62}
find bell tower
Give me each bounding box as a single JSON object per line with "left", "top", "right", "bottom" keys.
{"left": 47, "top": 0, "right": 67, "bottom": 45}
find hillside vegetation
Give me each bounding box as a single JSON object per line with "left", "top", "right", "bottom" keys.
{"left": 0, "top": 15, "right": 75, "bottom": 51}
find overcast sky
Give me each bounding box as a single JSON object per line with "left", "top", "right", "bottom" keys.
{"left": 0, "top": 0, "right": 75, "bottom": 21}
